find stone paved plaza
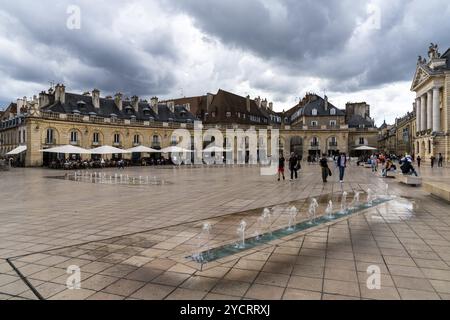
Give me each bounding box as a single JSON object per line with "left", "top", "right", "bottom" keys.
{"left": 0, "top": 163, "right": 450, "bottom": 300}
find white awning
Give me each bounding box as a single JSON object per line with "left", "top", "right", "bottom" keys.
{"left": 89, "top": 145, "right": 130, "bottom": 154}
{"left": 161, "top": 146, "right": 193, "bottom": 153}
{"left": 39, "top": 145, "right": 91, "bottom": 154}
{"left": 126, "top": 146, "right": 160, "bottom": 153}
{"left": 6, "top": 145, "right": 27, "bottom": 155}
{"left": 353, "top": 146, "right": 377, "bottom": 151}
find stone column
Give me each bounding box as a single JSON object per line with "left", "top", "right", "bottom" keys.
{"left": 432, "top": 87, "right": 441, "bottom": 132}
{"left": 420, "top": 95, "right": 426, "bottom": 132}
{"left": 415, "top": 99, "right": 420, "bottom": 132}
{"left": 427, "top": 90, "right": 433, "bottom": 131}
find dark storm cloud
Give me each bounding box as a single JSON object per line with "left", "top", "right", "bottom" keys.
{"left": 166, "top": 0, "right": 450, "bottom": 92}
{"left": 0, "top": 0, "right": 177, "bottom": 98}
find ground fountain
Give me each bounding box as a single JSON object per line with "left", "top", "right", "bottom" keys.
{"left": 366, "top": 188, "right": 373, "bottom": 206}
{"left": 339, "top": 191, "right": 348, "bottom": 214}
{"left": 236, "top": 220, "right": 247, "bottom": 249}
{"left": 287, "top": 206, "right": 298, "bottom": 230}
{"left": 308, "top": 198, "right": 318, "bottom": 224}
{"left": 191, "top": 222, "right": 212, "bottom": 266}
{"left": 350, "top": 191, "right": 360, "bottom": 209}
{"left": 325, "top": 200, "right": 334, "bottom": 220}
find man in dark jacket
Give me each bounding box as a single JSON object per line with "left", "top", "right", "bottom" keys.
{"left": 320, "top": 154, "right": 330, "bottom": 183}
{"left": 289, "top": 152, "right": 299, "bottom": 180}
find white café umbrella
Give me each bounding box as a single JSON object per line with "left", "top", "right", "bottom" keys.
{"left": 39, "top": 145, "right": 91, "bottom": 154}
{"left": 89, "top": 145, "right": 130, "bottom": 154}
{"left": 202, "top": 146, "right": 232, "bottom": 153}
{"left": 353, "top": 146, "right": 377, "bottom": 151}
{"left": 6, "top": 145, "right": 27, "bottom": 155}
{"left": 126, "top": 145, "right": 160, "bottom": 153}
{"left": 161, "top": 146, "right": 192, "bottom": 153}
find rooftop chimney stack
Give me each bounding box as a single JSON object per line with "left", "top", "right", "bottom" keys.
{"left": 114, "top": 92, "right": 123, "bottom": 111}
{"left": 167, "top": 101, "right": 175, "bottom": 113}
{"left": 246, "top": 95, "right": 251, "bottom": 113}
{"left": 268, "top": 102, "right": 273, "bottom": 111}
{"left": 150, "top": 97, "right": 159, "bottom": 114}
{"left": 206, "top": 93, "right": 214, "bottom": 113}
{"left": 54, "top": 83, "right": 66, "bottom": 104}
{"left": 255, "top": 96, "right": 262, "bottom": 109}
{"left": 261, "top": 99, "right": 268, "bottom": 109}
{"left": 324, "top": 95, "right": 328, "bottom": 111}
{"left": 39, "top": 91, "right": 50, "bottom": 108}
{"left": 92, "top": 89, "right": 100, "bottom": 109}
{"left": 131, "top": 95, "right": 139, "bottom": 112}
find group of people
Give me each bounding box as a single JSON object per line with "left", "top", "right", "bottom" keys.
{"left": 47, "top": 156, "right": 171, "bottom": 170}
{"left": 277, "top": 152, "right": 349, "bottom": 183}
{"left": 277, "top": 153, "right": 302, "bottom": 181}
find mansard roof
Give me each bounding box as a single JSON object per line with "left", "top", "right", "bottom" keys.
{"left": 41, "top": 92, "right": 196, "bottom": 123}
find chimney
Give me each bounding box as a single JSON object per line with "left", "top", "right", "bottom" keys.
{"left": 255, "top": 96, "right": 262, "bottom": 108}
{"left": 261, "top": 99, "right": 268, "bottom": 109}
{"left": 150, "top": 96, "right": 159, "bottom": 114}
{"left": 131, "top": 95, "right": 139, "bottom": 112}
{"left": 206, "top": 93, "right": 214, "bottom": 113}
{"left": 39, "top": 91, "right": 50, "bottom": 108}
{"left": 167, "top": 101, "right": 175, "bottom": 113}
{"left": 92, "top": 89, "right": 100, "bottom": 109}
{"left": 54, "top": 83, "right": 66, "bottom": 104}
{"left": 16, "top": 98, "right": 23, "bottom": 114}
{"left": 114, "top": 92, "right": 123, "bottom": 111}
{"left": 324, "top": 95, "right": 328, "bottom": 111}
{"left": 246, "top": 95, "right": 251, "bottom": 113}
{"left": 268, "top": 102, "right": 273, "bottom": 111}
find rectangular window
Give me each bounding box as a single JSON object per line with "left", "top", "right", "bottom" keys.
{"left": 359, "top": 137, "right": 365, "bottom": 145}
{"left": 93, "top": 132, "right": 99, "bottom": 143}
{"left": 114, "top": 134, "right": 120, "bottom": 144}
{"left": 311, "top": 121, "right": 318, "bottom": 127}
{"left": 134, "top": 135, "right": 140, "bottom": 144}
{"left": 70, "top": 131, "right": 78, "bottom": 143}
{"left": 329, "top": 120, "right": 336, "bottom": 127}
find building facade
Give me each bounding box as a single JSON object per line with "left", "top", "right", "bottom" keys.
{"left": 411, "top": 43, "right": 450, "bottom": 163}
{"left": 0, "top": 85, "right": 378, "bottom": 166}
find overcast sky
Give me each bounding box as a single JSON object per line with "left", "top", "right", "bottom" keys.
{"left": 1, "top": 0, "right": 449, "bottom": 125}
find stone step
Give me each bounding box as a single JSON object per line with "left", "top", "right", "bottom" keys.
{"left": 423, "top": 181, "right": 450, "bottom": 202}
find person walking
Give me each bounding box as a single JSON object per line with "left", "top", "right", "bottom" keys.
{"left": 438, "top": 153, "right": 444, "bottom": 167}
{"left": 417, "top": 155, "right": 421, "bottom": 168}
{"left": 431, "top": 155, "right": 436, "bottom": 168}
{"left": 336, "top": 152, "right": 347, "bottom": 183}
{"left": 289, "top": 152, "right": 299, "bottom": 180}
{"left": 320, "top": 154, "right": 331, "bottom": 183}
{"left": 278, "top": 153, "right": 286, "bottom": 181}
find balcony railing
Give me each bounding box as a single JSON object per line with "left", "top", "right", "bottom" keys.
{"left": 45, "top": 139, "right": 56, "bottom": 145}
{"left": 328, "top": 142, "right": 338, "bottom": 147}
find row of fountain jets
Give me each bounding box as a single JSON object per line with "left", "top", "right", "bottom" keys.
{"left": 199, "top": 185, "right": 387, "bottom": 252}
{"left": 72, "top": 171, "right": 162, "bottom": 185}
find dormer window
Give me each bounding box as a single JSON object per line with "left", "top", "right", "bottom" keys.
{"left": 143, "top": 107, "right": 150, "bottom": 115}
{"left": 125, "top": 105, "right": 133, "bottom": 114}
{"left": 73, "top": 109, "right": 81, "bottom": 114}
{"left": 330, "top": 109, "right": 336, "bottom": 115}
{"left": 312, "top": 108, "right": 318, "bottom": 116}
{"left": 226, "top": 112, "right": 231, "bottom": 118}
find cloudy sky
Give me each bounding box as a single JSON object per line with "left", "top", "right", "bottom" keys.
{"left": 1, "top": 0, "right": 449, "bottom": 125}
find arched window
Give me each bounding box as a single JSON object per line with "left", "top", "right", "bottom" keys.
{"left": 133, "top": 134, "right": 140, "bottom": 145}
{"left": 70, "top": 130, "right": 78, "bottom": 144}
{"left": 330, "top": 108, "right": 336, "bottom": 115}
{"left": 152, "top": 135, "right": 161, "bottom": 148}
{"left": 46, "top": 128, "right": 54, "bottom": 144}
{"left": 113, "top": 133, "right": 121, "bottom": 145}
{"left": 312, "top": 108, "right": 318, "bottom": 116}
{"left": 93, "top": 132, "right": 100, "bottom": 145}
{"left": 311, "top": 137, "right": 319, "bottom": 146}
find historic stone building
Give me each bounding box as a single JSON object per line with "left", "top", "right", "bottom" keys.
{"left": 0, "top": 85, "right": 378, "bottom": 166}
{"left": 411, "top": 43, "right": 450, "bottom": 163}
